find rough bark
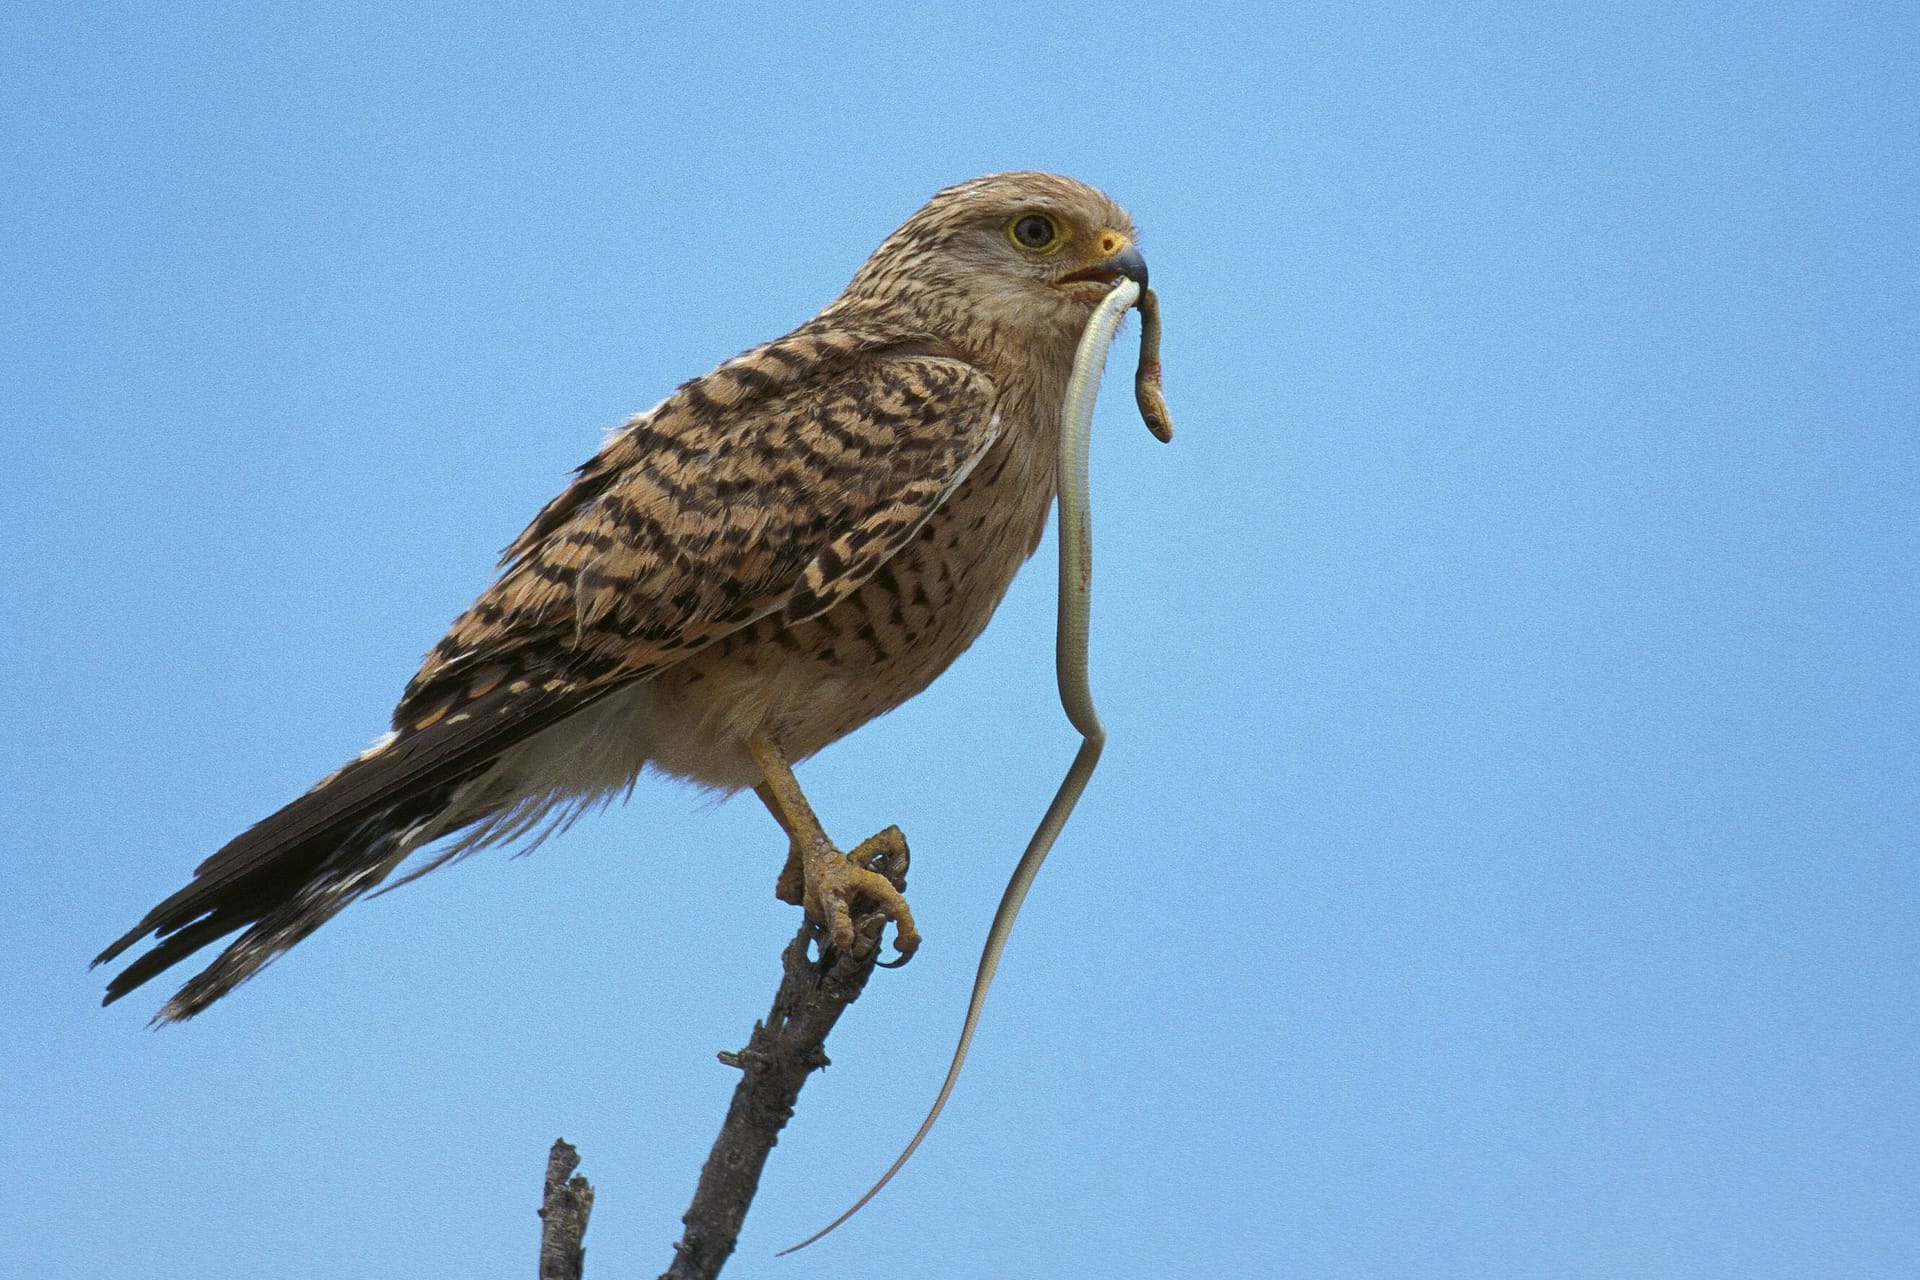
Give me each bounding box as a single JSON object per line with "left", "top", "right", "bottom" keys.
{"left": 538, "top": 1139, "right": 595, "bottom": 1280}
{"left": 533, "top": 907, "right": 892, "bottom": 1279}
{"left": 662, "top": 911, "right": 889, "bottom": 1280}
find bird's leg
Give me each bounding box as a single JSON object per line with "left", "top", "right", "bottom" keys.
{"left": 752, "top": 782, "right": 809, "bottom": 907}
{"left": 747, "top": 733, "right": 920, "bottom": 963}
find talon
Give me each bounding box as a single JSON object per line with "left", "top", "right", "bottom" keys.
{"left": 888, "top": 925, "right": 921, "bottom": 964}
{"left": 799, "top": 833, "right": 921, "bottom": 962}
{"left": 850, "top": 825, "right": 910, "bottom": 890}
{"left": 748, "top": 736, "right": 920, "bottom": 966}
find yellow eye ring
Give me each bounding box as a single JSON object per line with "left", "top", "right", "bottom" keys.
{"left": 1007, "top": 213, "right": 1065, "bottom": 253}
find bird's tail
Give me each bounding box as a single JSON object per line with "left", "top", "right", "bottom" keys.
{"left": 97, "top": 672, "right": 606, "bottom": 1021}
{"left": 94, "top": 771, "right": 479, "bottom": 1023}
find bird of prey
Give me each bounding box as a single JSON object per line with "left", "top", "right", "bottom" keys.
{"left": 97, "top": 170, "right": 1152, "bottom": 1023}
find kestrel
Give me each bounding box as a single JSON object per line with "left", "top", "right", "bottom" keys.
{"left": 97, "top": 171, "right": 1151, "bottom": 1023}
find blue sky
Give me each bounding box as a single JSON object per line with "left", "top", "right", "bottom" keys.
{"left": 4, "top": 3, "right": 1916, "bottom": 1277}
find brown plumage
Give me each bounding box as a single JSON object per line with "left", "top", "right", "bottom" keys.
{"left": 97, "top": 170, "right": 1149, "bottom": 1022}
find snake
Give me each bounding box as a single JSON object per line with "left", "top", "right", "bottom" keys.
{"left": 784, "top": 278, "right": 1173, "bottom": 1253}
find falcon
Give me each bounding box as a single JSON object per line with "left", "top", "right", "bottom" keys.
{"left": 97, "top": 170, "right": 1151, "bottom": 1023}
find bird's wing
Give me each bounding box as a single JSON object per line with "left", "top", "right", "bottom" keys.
{"left": 399, "top": 333, "right": 1001, "bottom": 724}
{"left": 97, "top": 333, "right": 1000, "bottom": 991}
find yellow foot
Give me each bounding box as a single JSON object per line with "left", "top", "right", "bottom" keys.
{"left": 749, "top": 734, "right": 920, "bottom": 964}
{"left": 779, "top": 825, "right": 919, "bottom": 964}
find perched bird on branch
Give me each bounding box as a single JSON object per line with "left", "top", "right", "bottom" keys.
{"left": 97, "top": 170, "right": 1150, "bottom": 1023}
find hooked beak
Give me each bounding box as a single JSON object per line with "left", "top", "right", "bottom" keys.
{"left": 1056, "top": 238, "right": 1149, "bottom": 290}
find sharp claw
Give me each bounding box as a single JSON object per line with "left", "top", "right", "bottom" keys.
{"left": 876, "top": 910, "right": 921, "bottom": 968}
{"left": 867, "top": 826, "right": 910, "bottom": 889}
{"left": 784, "top": 825, "right": 920, "bottom": 967}
{"left": 856, "top": 832, "right": 913, "bottom": 890}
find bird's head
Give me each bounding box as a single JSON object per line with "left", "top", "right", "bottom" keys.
{"left": 841, "top": 171, "right": 1147, "bottom": 352}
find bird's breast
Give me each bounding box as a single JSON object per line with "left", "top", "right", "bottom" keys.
{"left": 644, "top": 404, "right": 1062, "bottom": 790}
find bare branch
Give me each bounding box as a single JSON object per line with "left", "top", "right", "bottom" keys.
{"left": 661, "top": 910, "right": 891, "bottom": 1280}
{"left": 539, "top": 1139, "right": 595, "bottom": 1280}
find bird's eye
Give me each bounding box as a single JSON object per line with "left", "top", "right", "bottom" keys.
{"left": 1008, "top": 214, "right": 1060, "bottom": 251}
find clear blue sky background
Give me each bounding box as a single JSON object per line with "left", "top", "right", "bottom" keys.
{"left": 4, "top": 3, "right": 1915, "bottom": 1277}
